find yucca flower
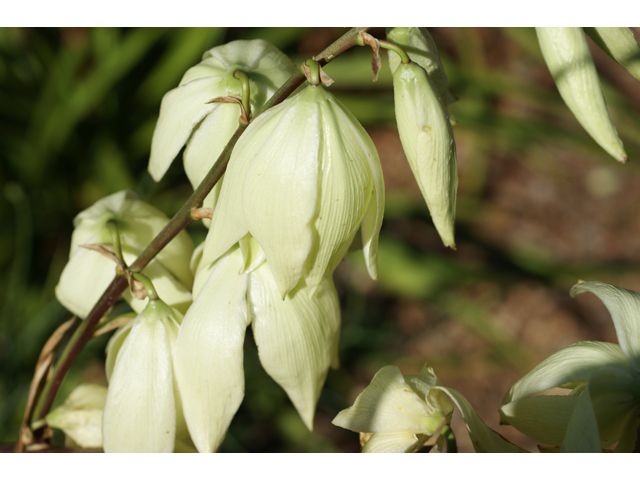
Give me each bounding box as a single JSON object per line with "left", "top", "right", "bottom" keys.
{"left": 148, "top": 39, "right": 296, "bottom": 210}
{"left": 333, "top": 363, "right": 526, "bottom": 453}
{"left": 202, "top": 84, "right": 385, "bottom": 298}
{"left": 55, "top": 190, "right": 194, "bottom": 317}
{"left": 103, "top": 298, "right": 187, "bottom": 452}
{"left": 175, "top": 241, "right": 340, "bottom": 453}
{"left": 500, "top": 281, "right": 640, "bottom": 452}
{"left": 393, "top": 60, "right": 458, "bottom": 248}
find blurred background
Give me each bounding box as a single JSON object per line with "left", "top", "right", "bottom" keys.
{"left": 1, "top": 27, "right": 640, "bottom": 453}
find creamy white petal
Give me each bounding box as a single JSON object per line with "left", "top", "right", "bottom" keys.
{"left": 502, "top": 341, "right": 631, "bottom": 404}
{"left": 430, "top": 386, "right": 527, "bottom": 453}
{"left": 55, "top": 244, "right": 116, "bottom": 319}
{"left": 183, "top": 104, "right": 239, "bottom": 202}
{"left": 105, "top": 319, "right": 134, "bottom": 382}
{"left": 249, "top": 264, "right": 340, "bottom": 430}
{"left": 238, "top": 234, "right": 266, "bottom": 274}
{"left": 175, "top": 247, "right": 249, "bottom": 453}
{"left": 148, "top": 79, "right": 227, "bottom": 182}
{"left": 103, "top": 302, "right": 179, "bottom": 452}
{"left": 571, "top": 281, "right": 640, "bottom": 371}
{"left": 45, "top": 384, "right": 107, "bottom": 449}
{"left": 361, "top": 431, "right": 427, "bottom": 453}
{"left": 330, "top": 97, "right": 385, "bottom": 281}
{"left": 499, "top": 395, "right": 578, "bottom": 446}
{"left": 332, "top": 365, "right": 436, "bottom": 434}
{"left": 241, "top": 89, "right": 320, "bottom": 297}
{"left": 560, "top": 383, "right": 601, "bottom": 453}
{"left": 302, "top": 90, "right": 375, "bottom": 293}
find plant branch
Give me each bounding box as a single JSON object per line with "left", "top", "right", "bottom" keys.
{"left": 26, "top": 26, "right": 370, "bottom": 445}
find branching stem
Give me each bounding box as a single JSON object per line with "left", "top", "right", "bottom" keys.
{"left": 25, "top": 26, "right": 371, "bottom": 446}
{"left": 378, "top": 39, "right": 410, "bottom": 64}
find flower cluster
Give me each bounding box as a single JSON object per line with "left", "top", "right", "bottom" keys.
{"left": 51, "top": 31, "right": 469, "bottom": 452}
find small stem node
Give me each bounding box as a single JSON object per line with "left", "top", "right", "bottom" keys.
{"left": 131, "top": 273, "right": 158, "bottom": 301}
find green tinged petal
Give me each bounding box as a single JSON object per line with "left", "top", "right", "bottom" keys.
{"left": 571, "top": 281, "right": 640, "bottom": 371}
{"left": 499, "top": 395, "right": 577, "bottom": 446}
{"left": 585, "top": 27, "right": 640, "bottom": 82}
{"left": 431, "top": 386, "right": 527, "bottom": 453}
{"left": 536, "top": 27, "right": 627, "bottom": 162}
{"left": 103, "top": 300, "right": 180, "bottom": 453}
{"left": 588, "top": 366, "right": 640, "bottom": 446}
{"left": 393, "top": 62, "right": 457, "bottom": 248}
{"left": 614, "top": 414, "right": 640, "bottom": 453}
{"left": 502, "top": 341, "right": 631, "bottom": 404}
{"left": 560, "top": 383, "right": 601, "bottom": 453}
{"left": 174, "top": 247, "right": 249, "bottom": 453}
{"left": 332, "top": 365, "right": 437, "bottom": 434}
{"left": 249, "top": 264, "right": 340, "bottom": 430}
{"left": 361, "top": 431, "right": 428, "bottom": 453}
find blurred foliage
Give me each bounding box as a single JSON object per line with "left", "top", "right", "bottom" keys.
{"left": 2, "top": 27, "right": 640, "bottom": 452}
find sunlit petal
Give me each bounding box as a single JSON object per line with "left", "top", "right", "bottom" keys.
{"left": 362, "top": 431, "right": 427, "bottom": 453}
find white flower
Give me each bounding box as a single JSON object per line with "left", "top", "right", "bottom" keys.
{"left": 45, "top": 384, "right": 107, "bottom": 449}
{"left": 103, "top": 298, "right": 187, "bottom": 452}
{"left": 175, "top": 242, "right": 340, "bottom": 452}
{"left": 393, "top": 61, "right": 458, "bottom": 248}
{"left": 333, "top": 363, "right": 526, "bottom": 453}
{"left": 500, "top": 281, "right": 640, "bottom": 452}
{"left": 202, "top": 84, "right": 385, "bottom": 297}
{"left": 55, "top": 190, "right": 194, "bottom": 317}
{"left": 148, "top": 39, "right": 296, "bottom": 210}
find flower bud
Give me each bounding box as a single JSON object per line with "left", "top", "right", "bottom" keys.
{"left": 103, "top": 298, "right": 186, "bottom": 452}
{"left": 148, "top": 40, "right": 296, "bottom": 210}
{"left": 536, "top": 27, "right": 627, "bottom": 162}
{"left": 393, "top": 62, "right": 458, "bottom": 248}
{"left": 55, "top": 190, "right": 194, "bottom": 318}
{"left": 386, "top": 27, "right": 457, "bottom": 107}
{"left": 584, "top": 27, "right": 640, "bottom": 81}
{"left": 201, "top": 84, "right": 385, "bottom": 297}
{"left": 45, "top": 384, "right": 107, "bottom": 449}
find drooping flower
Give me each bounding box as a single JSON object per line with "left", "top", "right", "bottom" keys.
{"left": 202, "top": 84, "right": 385, "bottom": 298}
{"left": 148, "top": 39, "right": 296, "bottom": 210}
{"left": 175, "top": 241, "right": 340, "bottom": 453}
{"left": 45, "top": 384, "right": 107, "bottom": 449}
{"left": 500, "top": 281, "right": 640, "bottom": 452}
{"left": 393, "top": 60, "right": 458, "bottom": 248}
{"left": 103, "top": 298, "right": 187, "bottom": 453}
{"left": 536, "top": 27, "right": 627, "bottom": 163}
{"left": 332, "top": 364, "right": 526, "bottom": 453}
{"left": 55, "top": 190, "right": 194, "bottom": 317}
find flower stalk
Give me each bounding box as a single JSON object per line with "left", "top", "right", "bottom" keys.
{"left": 23, "top": 26, "right": 371, "bottom": 449}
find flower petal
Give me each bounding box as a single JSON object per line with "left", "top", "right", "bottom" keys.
{"left": 105, "top": 319, "right": 134, "bottom": 382}
{"left": 249, "top": 264, "right": 340, "bottom": 430}
{"left": 332, "top": 365, "right": 436, "bottom": 434}
{"left": 103, "top": 303, "right": 178, "bottom": 452}
{"left": 588, "top": 365, "right": 640, "bottom": 446}
{"left": 45, "top": 384, "right": 107, "bottom": 449}
{"left": 55, "top": 242, "right": 116, "bottom": 319}
{"left": 240, "top": 90, "right": 320, "bottom": 297}
{"left": 560, "top": 383, "right": 601, "bottom": 453}
{"left": 174, "top": 246, "right": 249, "bottom": 453}
{"left": 431, "top": 386, "right": 527, "bottom": 453}
{"left": 148, "top": 79, "right": 227, "bottom": 182}
{"left": 499, "top": 395, "right": 578, "bottom": 446}
{"left": 571, "top": 281, "right": 640, "bottom": 371}
{"left": 614, "top": 413, "right": 640, "bottom": 453}
{"left": 362, "top": 431, "right": 428, "bottom": 453}
{"left": 302, "top": 92, "right": 374, "bottom": 293}
{"left": 502, "top": 341, "right": 631, "bottom": 404}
